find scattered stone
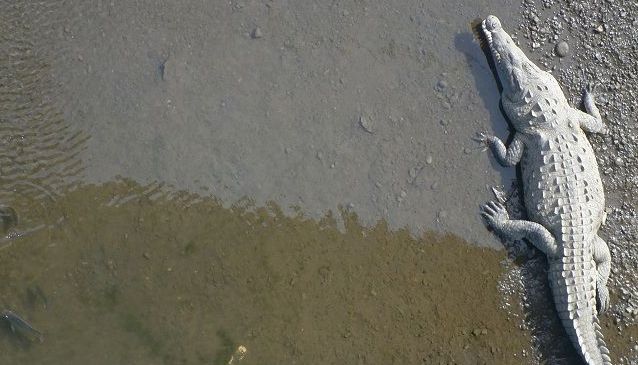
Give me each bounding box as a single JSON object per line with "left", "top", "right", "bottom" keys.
{"left": 554, "top": 41, "right": 569, "bottom": 57}
{"left": 595, "top": 24, "right": 605, "bottom": 33}
{"left": 425, "top": 155, "right": 433, "bottom": 164}
{"left": 359, "top": 115, "right": 375, "bottom": 134}
{"left": 435, "top": 79, "right": 448, "bottom": 91}
{"left": 251, "top": 27, "right": 263, "bottom": 39}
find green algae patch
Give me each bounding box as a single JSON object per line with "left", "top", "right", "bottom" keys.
{"left": 0, "top": 180, "right": 535, "bottom": 364}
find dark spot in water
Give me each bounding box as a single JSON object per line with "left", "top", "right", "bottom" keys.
{"left": 158, "top": 57, "right": 168, "bottom": 81}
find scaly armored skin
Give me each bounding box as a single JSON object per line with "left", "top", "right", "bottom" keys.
{"left": 475, "top": 15, "right": 612, "bottom": 365}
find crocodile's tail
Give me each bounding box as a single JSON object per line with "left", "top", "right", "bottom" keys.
{"left": 560, "top": 310, "right": 612, "bottom": 365}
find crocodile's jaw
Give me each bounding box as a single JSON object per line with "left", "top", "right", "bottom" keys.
{"left": 481, "top": 15, "right": 542, "bottom": 103}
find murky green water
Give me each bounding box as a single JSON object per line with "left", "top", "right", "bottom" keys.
{"left": 0, "top": 180, "right": 531, "bottom": 364}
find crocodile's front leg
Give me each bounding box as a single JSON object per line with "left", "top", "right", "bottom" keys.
{"left": 593, "top": 235, "right": 611, "bottom": 314}
{"left": 481, "top": 201, "right": 558, "bottom": 257}
{"left": 474, "top": 132, "right": 524, "bottom": 167}
{"left": 579, "top": 84, "right": 607, "bottom": 134}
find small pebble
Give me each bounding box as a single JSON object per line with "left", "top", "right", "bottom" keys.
{"left": 615, "top": 157, "right": 624, "bottom": 166}
{"left": 359, "top": 115, "right": 374, "bottom": 134}
{"left": 251, "top": 27, "right": 263, "bottom": 39}
{"left": 409, "top": 167, "right": 418, "bottom": 178}
{"left": 425, "top": 155, "right": 433, "bottom": 164}
{"left": 595, "top": 24, "right": 605, "bottom": 33}
{"left": 435, "top": 79, "right": 448, "bottom": 91}
{"left": 554, "top": 41, "right": 569, "bottom": 57}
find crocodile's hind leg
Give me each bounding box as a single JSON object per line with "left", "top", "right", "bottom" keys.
{"left": 593, "top": 235, "right": 611, "bottom": 314}
{"left": 578, "top": 83, "right": 608, "bottom": 134}
{"left": 480, "top": 201, "right": 558, "bottom": 257}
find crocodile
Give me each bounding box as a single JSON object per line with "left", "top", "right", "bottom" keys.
{"left": 473, "top": 15, "right": 612, "bottom": 365}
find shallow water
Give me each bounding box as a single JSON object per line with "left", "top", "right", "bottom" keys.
{"left": 2, "top": 0, "right": 638, "bottom": 364}
{"left": 0, "top": 180, "right": 537, "bottom": 364}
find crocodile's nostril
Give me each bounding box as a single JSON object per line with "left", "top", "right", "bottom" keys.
{"left": 484, "top": 15, "right": 502, "bottom": 31}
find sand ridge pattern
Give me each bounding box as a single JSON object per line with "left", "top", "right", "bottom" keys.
{"left": 0, "top": 1, "right": 89, "bottom": 213}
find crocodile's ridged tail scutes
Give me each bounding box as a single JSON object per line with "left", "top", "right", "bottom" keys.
{"left": 593, "top": 316, "right": 612, "bottom": 365}
{"left": 560, "top": 312, "right": 611, "bottom": 365}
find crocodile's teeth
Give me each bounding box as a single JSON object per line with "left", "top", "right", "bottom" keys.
{"left": 480, "top": 19, "right": 501, "bottom": 64}
{"left": 471, "top": 18, "right": 491, "bottom": 56}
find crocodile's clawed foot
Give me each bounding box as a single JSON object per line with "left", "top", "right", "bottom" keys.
{"left": 472, "top": 131, "right": 493, "bottom": 151}
{"left": 490, "top": 186, "right": 508, "bottom": 204}
{"left": 583, "top": 82, "right": 599, "bottom": 101}
{"left": 596, "top": 285, "right": 610, "bottom": 315}
{"left": 480, "top": 201, "right": 509, "bottom": 230}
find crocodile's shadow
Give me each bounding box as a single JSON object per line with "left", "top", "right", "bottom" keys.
{"left": 454, "top": 31, "right": 582, "bottom": 364}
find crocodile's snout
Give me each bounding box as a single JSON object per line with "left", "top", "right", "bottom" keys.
{"left": 483, "top": 15, "right": 501, "bottom": 32}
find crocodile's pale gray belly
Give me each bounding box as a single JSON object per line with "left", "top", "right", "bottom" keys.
{"left": 520, "top": 127, "right": 605, "bottom": 243}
